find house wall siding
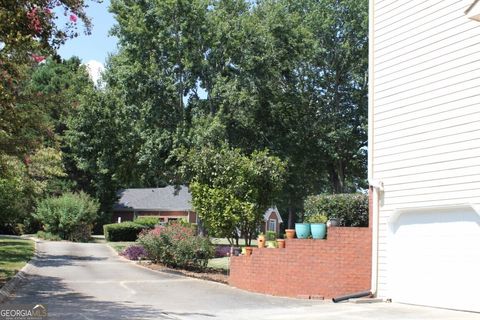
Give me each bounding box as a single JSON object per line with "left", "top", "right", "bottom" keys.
{"left": 371, "top": 0, "right": 480, "bottom": 299}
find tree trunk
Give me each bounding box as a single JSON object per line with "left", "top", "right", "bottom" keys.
{"left": 288, "top": 207, "right": 294, "bottom": 229}
{"left": 234, "top": 233, "right": 239, "bottom": 247}
{"left": 330, "top": 162, "right": 345, "bottom": 194}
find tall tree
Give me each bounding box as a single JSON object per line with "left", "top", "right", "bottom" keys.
{"left": 70, "top": 0, "right": 368, "bottom": 227}
{"left": 0, "top": 57, "right": 93, "bottom": 233}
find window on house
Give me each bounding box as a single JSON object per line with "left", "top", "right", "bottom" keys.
{"left": 268, "top": 219, "right": 276, "bottom": 231}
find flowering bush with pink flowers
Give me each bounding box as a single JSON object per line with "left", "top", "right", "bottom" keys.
{"left": 138, "top": 222, "right": 214, "bottom": 270}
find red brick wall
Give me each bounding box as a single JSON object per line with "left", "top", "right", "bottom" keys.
{"left": 229, "top": 227, "right": 372, "bottom": 299}
{"left": 111, "top": 211, "right": 134, "bottom": 222}
{"left": 136, "top": 211, "right": 188, "bottom": 217}
{"left": 111, "top": 211, "right": 196, "bottom": 223}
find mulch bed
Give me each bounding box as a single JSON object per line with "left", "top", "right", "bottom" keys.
{"left": 137, "top": 261, "right": 229, "bottom": 284}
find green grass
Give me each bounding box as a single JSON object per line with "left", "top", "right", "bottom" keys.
{"left": 107, "top": 241, "right": 136, "bottom": 253}
{"left": 0, "top": 236, "right": 35, "bottom": 286}
{"left": 211, "top": 238, "right": 257, "bottom": 247}
{"left": 207, "top": 257, "right": 230, "bottom": 271}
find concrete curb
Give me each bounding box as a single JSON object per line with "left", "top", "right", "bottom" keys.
{"left": 0, "top": 237, "right": 40, "bottom": 304}
{"left": 103, "top": 242, "right": 188, "bottom": 277}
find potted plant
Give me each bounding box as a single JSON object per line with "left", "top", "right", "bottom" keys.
{"left": 285, "top": 229, "right": 295, "bottom": 239}
{"left": 306, "top": 213, "right": 328, "bottom": 239}
{"left": 277, "top": 238, "right": 286, "bottom": 248}
{"left": 245, "top": 247, "right": 253, "bottom": 256}
{"left": 265, "top": 231, "right": 277, "bottom": 248}
{"left": 257, "top": 233, "right": 265, "bottom": 248}
{"left": 295, "top": 216, "right": 311, "bottom": 239}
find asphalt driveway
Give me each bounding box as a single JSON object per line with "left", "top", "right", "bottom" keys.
{"left": 2, "top": 240, "right": 477, "bottom": 320}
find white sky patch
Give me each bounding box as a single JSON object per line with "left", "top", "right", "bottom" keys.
{"left": 84, "top": 60, "right": 105, "bottom": 86}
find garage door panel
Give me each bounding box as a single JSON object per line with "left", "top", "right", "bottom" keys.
{"left": 389, "top": 209, "right": 480, "bottom": 312}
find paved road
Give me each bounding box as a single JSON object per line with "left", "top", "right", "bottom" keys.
{"left": 2, "top": 240, "right": 478, "bottom": 320}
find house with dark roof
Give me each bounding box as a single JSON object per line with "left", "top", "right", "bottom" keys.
{"left": 112, "top": 186, "right": 197, "bottom": 224}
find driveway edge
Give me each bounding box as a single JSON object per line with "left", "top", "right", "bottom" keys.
{"left": 0, "top": 237, "right": 39, "bottom": 304}
{"left": 104, "top": 242, "right": 230, "bottom": 285}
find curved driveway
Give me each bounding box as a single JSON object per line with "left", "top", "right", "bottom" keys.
{"left": 4, "top": 240, "right": 478, "bottom": 320}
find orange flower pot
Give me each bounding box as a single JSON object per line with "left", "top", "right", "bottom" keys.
{"left": 277, "top": 239, "right": 286, "bottom": 248}
{"left": 257, "top": 234, "right": 265, "bottom": 248}
{"left": 285, "top": 229, "right": 295, "bottom": 239}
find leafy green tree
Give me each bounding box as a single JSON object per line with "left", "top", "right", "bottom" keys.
{"left": 106, "top": 0, "right": 210, "bottom": 186}
{"left": 0, "top": 57, "right": 92, "bottom": 233}
{"left": 66, "top": 88, "right": 130, "bottom": 210}
{"left": 219, "top": 0, "right": 367, "bottom": 224}
{"left": 69, "top": 0, "right": 368, "bottom": 229}
{"left": 186, "top": 145, "right": 285, "bottom": 245}
{"left": 28, "top": 57, "right": 93, "bottom": 193}
{"left": 0, "top": 155, "right": 30, "bottom": 232}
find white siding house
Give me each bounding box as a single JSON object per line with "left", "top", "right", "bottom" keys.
{"left": 369, "top": 0, "right": 480, "bottom": 312}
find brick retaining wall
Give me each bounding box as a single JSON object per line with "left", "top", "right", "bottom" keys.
{"left": 229, "top": 226, "right": 372, "bottom": 299}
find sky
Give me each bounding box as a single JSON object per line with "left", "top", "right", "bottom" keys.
{"left": 57, "top": 0, "right": 117, "bottom": 82}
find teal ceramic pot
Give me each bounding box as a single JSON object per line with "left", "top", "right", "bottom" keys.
{"left": 310, "top": 223, "right": 326, "bottom": 239}
{"left": 295, "top": 223, "right": 311, "bottom": 239}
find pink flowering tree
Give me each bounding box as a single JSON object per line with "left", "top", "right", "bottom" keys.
{"left": 0, "top": 0, "right": 97, "bottom": 106}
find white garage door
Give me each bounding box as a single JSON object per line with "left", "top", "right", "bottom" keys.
{"left": 389, "top": 208, "right": 480, "bottom": 312}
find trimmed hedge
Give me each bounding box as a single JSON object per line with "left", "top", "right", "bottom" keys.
{"left": 134, "top": 216, "right": 160, "bottom": 229}
{"left": 304, "top": 193, "right": 368, "bottom": 227}
{"left": 103, "top": 222, "right": 147, "bottom": 242}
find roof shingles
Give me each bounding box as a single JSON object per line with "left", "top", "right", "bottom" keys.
{"left": 113, "top": 186, "right": 192, "bottom": 211}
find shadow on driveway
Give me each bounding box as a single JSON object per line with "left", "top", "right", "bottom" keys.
{"left": 8, "top": 274, "right": 215, "bottom": 319}
{"left": 30, "top": 254, "right": 108, "bottom": 268}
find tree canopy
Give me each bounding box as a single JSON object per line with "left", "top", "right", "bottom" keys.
{"left": 1, "top": 0, "right": 368, "bottom": 235}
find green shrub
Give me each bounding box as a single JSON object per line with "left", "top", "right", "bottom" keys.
{"left": 134, "top": 216, "right": 160, "bottom": 229}
{"left": 103, "top": 222, "right": 146, "bottom": 242}
{"left": 266, "top": 231, "right": 276, "bottom": 241}
{"left": 34, "top": 192, "right": 99, "bottom": 242}
{"left": 305, "top": 213, "right": 328, "bottom": 224}
{"left": 138, "top": 222, "right": 214, "bottom": 270}
{"left": 304, "top": 193, "right": 368, "bottom": 227}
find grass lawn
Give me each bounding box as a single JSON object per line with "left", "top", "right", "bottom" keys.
{"left": 108, "top": 241, "right": 136, "bottom": 253}
{"left": 0, "top": 236, "right": 35, "bottom": 287}
{"left": 207, "top": 257, "right": 230, "bottom": 271}
{"left": 211, "top": 238, "right": 257, "bottom": 247}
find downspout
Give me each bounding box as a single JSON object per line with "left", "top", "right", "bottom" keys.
{"left": 369, "top": 179, "right": 383, "bottom": 297}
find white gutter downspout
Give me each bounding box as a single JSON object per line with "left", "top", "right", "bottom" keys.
{"left": 369, "top": 179, "right": 383, "bottom": 297}
{"left": 368, "top": 0, "right": 379, "bottom": 297}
